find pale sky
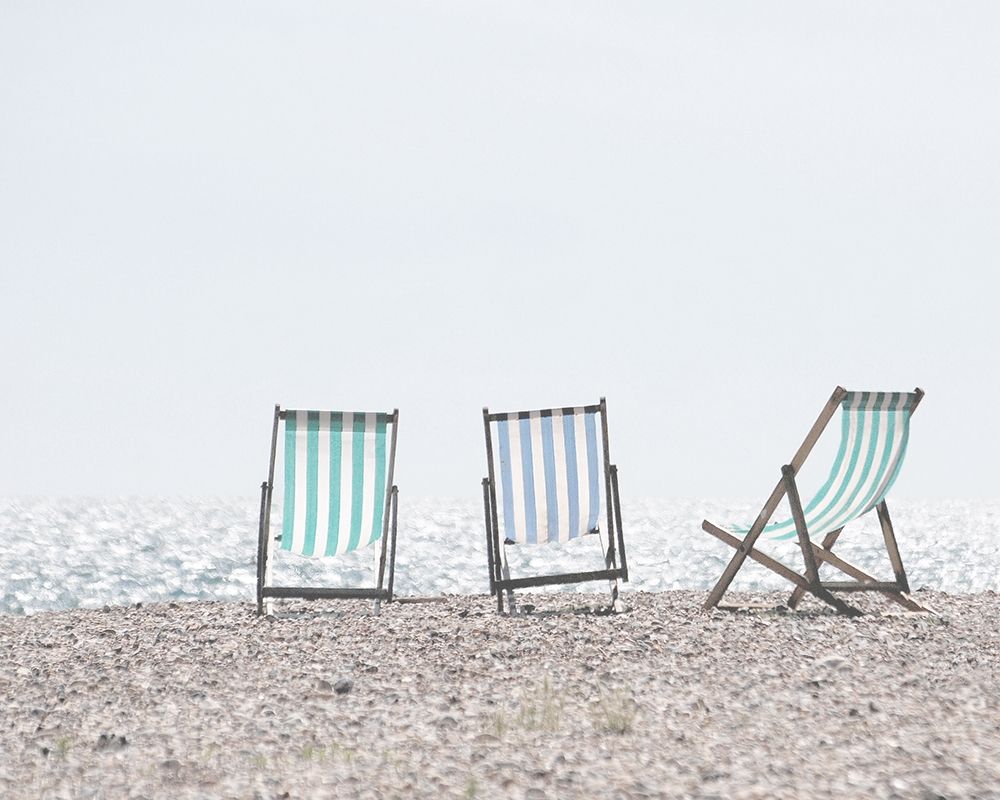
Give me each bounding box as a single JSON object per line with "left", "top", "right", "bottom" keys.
{"left": 1, "top": 2, "right": 998, "bottom": 499}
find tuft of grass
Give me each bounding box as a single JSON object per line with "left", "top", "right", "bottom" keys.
{"left": 487, "top": 709, "right": 509, "bottom": 737}
{"left": 484, "top": 677, "right": 566, "bottom": 736}
{"left": 295, "top": 742, "right": 357, "bottom": 763}
{"left": 331, "top": 742, "right": 356, "bottom": 763}
{"left": 463, "top": 776, "right": 479, "bottom": 799}
{"left": 591, "top": 689, "right": 637, "bottom": 734}
{"left": 515, "top": 677, "right": 564, "bottom": 733}
{"left": 54, "top": 737, "right": 73, "bottom": 758}
{"left": 301, "top": 743, "right": 323, "bottom": 761}
{"left": 201, "top": 744, "right": 219, "bottom": 762}
{"left": 251, "top": 754, "right": 268, "bottom": 769}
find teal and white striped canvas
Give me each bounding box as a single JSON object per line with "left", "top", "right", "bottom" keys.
{"left": 751, "top": 392, "right": 916, "bottom": 541}
{"left": 280, "top": 410, "right": 391, "bottom": 558}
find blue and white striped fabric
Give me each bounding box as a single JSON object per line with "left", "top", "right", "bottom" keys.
{"left": 280, "top": 410, "right": 390, "bottom": 558}
{"left": 752, "top": 392, "right": 916, "bottom": 541}
{"left": 492, "top": 408, "right": 604, "bottom": 545}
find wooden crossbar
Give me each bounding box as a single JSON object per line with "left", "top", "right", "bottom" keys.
{"left": 702, "top": 521, "right": 811, "bottom": 587}
{"left": 820, "top": 581, "right": 904, "bottom": 592}
{"left": 262, "top": 587, "right": 391, "bottom": 600}
{"left": 496, "top": 568, "right": 625, "bottom": 591}
{"left": 485, "top": 404, "right": 602, "bottom": 422}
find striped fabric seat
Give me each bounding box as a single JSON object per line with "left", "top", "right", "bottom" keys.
{"left": 752, "top": 392, "right": 916, "bottom": 541}
{"left": 280, "top": 410, "right": 390, "bottom": 558}
{"left": 490, "top": 407, "right": 603, "bottom": 545}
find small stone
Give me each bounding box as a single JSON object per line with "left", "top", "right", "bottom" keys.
{"left": 334, "top": 678, "right": 353, "bottom": 695}
{"left": 96, "top": 733, "right": 128, "bottom": 751}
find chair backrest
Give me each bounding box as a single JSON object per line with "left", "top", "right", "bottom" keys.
{"left": 485, "top": 403, "right": 609, "bottom": 545}
{"left": 277, "top": 409, "right": 396, "bottom": 557}
{"left": 767, "top": 391, "right": 917, "bottom": 540}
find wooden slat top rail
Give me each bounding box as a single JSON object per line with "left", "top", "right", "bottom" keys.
{"left": 484, "top": 404, "right": 602, "bottom": 422}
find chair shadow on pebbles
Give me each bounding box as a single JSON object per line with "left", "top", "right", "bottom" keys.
{"left": 499, "top": 595, "right": 636, "bottom": 619}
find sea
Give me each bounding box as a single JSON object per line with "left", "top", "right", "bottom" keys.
{"left": 1, "top": 496, "right": 997, "bottom": 615}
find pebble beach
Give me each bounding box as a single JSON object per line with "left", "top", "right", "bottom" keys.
{"left": 2, "top": 590, "right": 999, "bottom": 799}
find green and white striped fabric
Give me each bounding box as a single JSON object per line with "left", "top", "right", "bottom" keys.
{"left": 280, "top": 410, "right": 391, "bottom": 558}
{"left": 749, "top": 392, "right": 917, "bottom": 541}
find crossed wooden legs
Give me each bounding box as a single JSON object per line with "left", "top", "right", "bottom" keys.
{"left": 784, "top": 506, "right": 926, "bottom": 612}
{"left": 703, "top": 468, "right": 929, "bottom": 615}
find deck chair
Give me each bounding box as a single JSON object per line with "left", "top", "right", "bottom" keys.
{"left": 481, "top": 398, "right": 628, "bottom": 614}
{"left": 703, "top": 387, "right": 927, "bottom": 616}
{"left": 255, "top": 405, "right": 400, "bottom": 616}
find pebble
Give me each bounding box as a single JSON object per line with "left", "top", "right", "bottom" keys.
{"left": 0, "top": 590, "right": 997, "bottom": 798}
{"left": 95, "top": 733, "right": 128, "bottom": 751}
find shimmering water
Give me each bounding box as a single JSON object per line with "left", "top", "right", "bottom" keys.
{"left": 1, "top": 496, "right": 997, "bottom": 614}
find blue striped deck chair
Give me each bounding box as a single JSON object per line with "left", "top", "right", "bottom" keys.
{"left": 255, "top": 405, "right": 400, "bottom": 616}
{"left": 481, "top": 398, "right": 628, "bottom": 614}
{"left": 703, "top": 387, "right": 928, "bottom": 616}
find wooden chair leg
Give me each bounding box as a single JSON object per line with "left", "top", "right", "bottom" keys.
{"left": 598, "top": 525, "right": 624, "bottom": 613}
{"left": 256, "top": 481, "right": 269, "bottom": 617}
{"left": 782, "top": 467, "right": 860, "bottom": 616}
{"left": 877, "top": 501, "right": 912, "bottom": 593}
{"left": 788, "top": 527, "right": 843, "bottom": 609}
{"left": 387, "top": 487, "right": 399, "bottom": 602}
{"left": 500, "top": 545, "right": 516, "bottom": 615}
{"left": 483, "top": 478, "right": 496, "bottom": 598}
{"left": 701, "top": 510, "right": 777, "bottom": 609}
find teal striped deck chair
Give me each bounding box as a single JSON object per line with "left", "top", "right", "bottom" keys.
{"left": 482, "top": 398, "right": 628, "bottom": 614}
{"left": 703, "top": 387, "right": 928, "bottom": 616}
{"left": 255, "top": 405, "right": 400, "bottom": 616}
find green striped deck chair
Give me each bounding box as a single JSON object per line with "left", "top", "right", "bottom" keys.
{"left": 703, "top": 387, "right": 928, "bottom": 615}
{"left": 481, "top": 398, "right": 628, "bottom": 614}
{"left": 255, "top": 405, "right": 400, "bottom": 616}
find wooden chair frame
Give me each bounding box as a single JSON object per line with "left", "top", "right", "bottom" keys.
{"left": 702, "top": 386, "right": 928, "bottom": 616}
{"left": 482, "top": 397, "right": 628, "bottom": 614}
{"left": 255, "top": 405, "right": 400, "bottom": 616}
